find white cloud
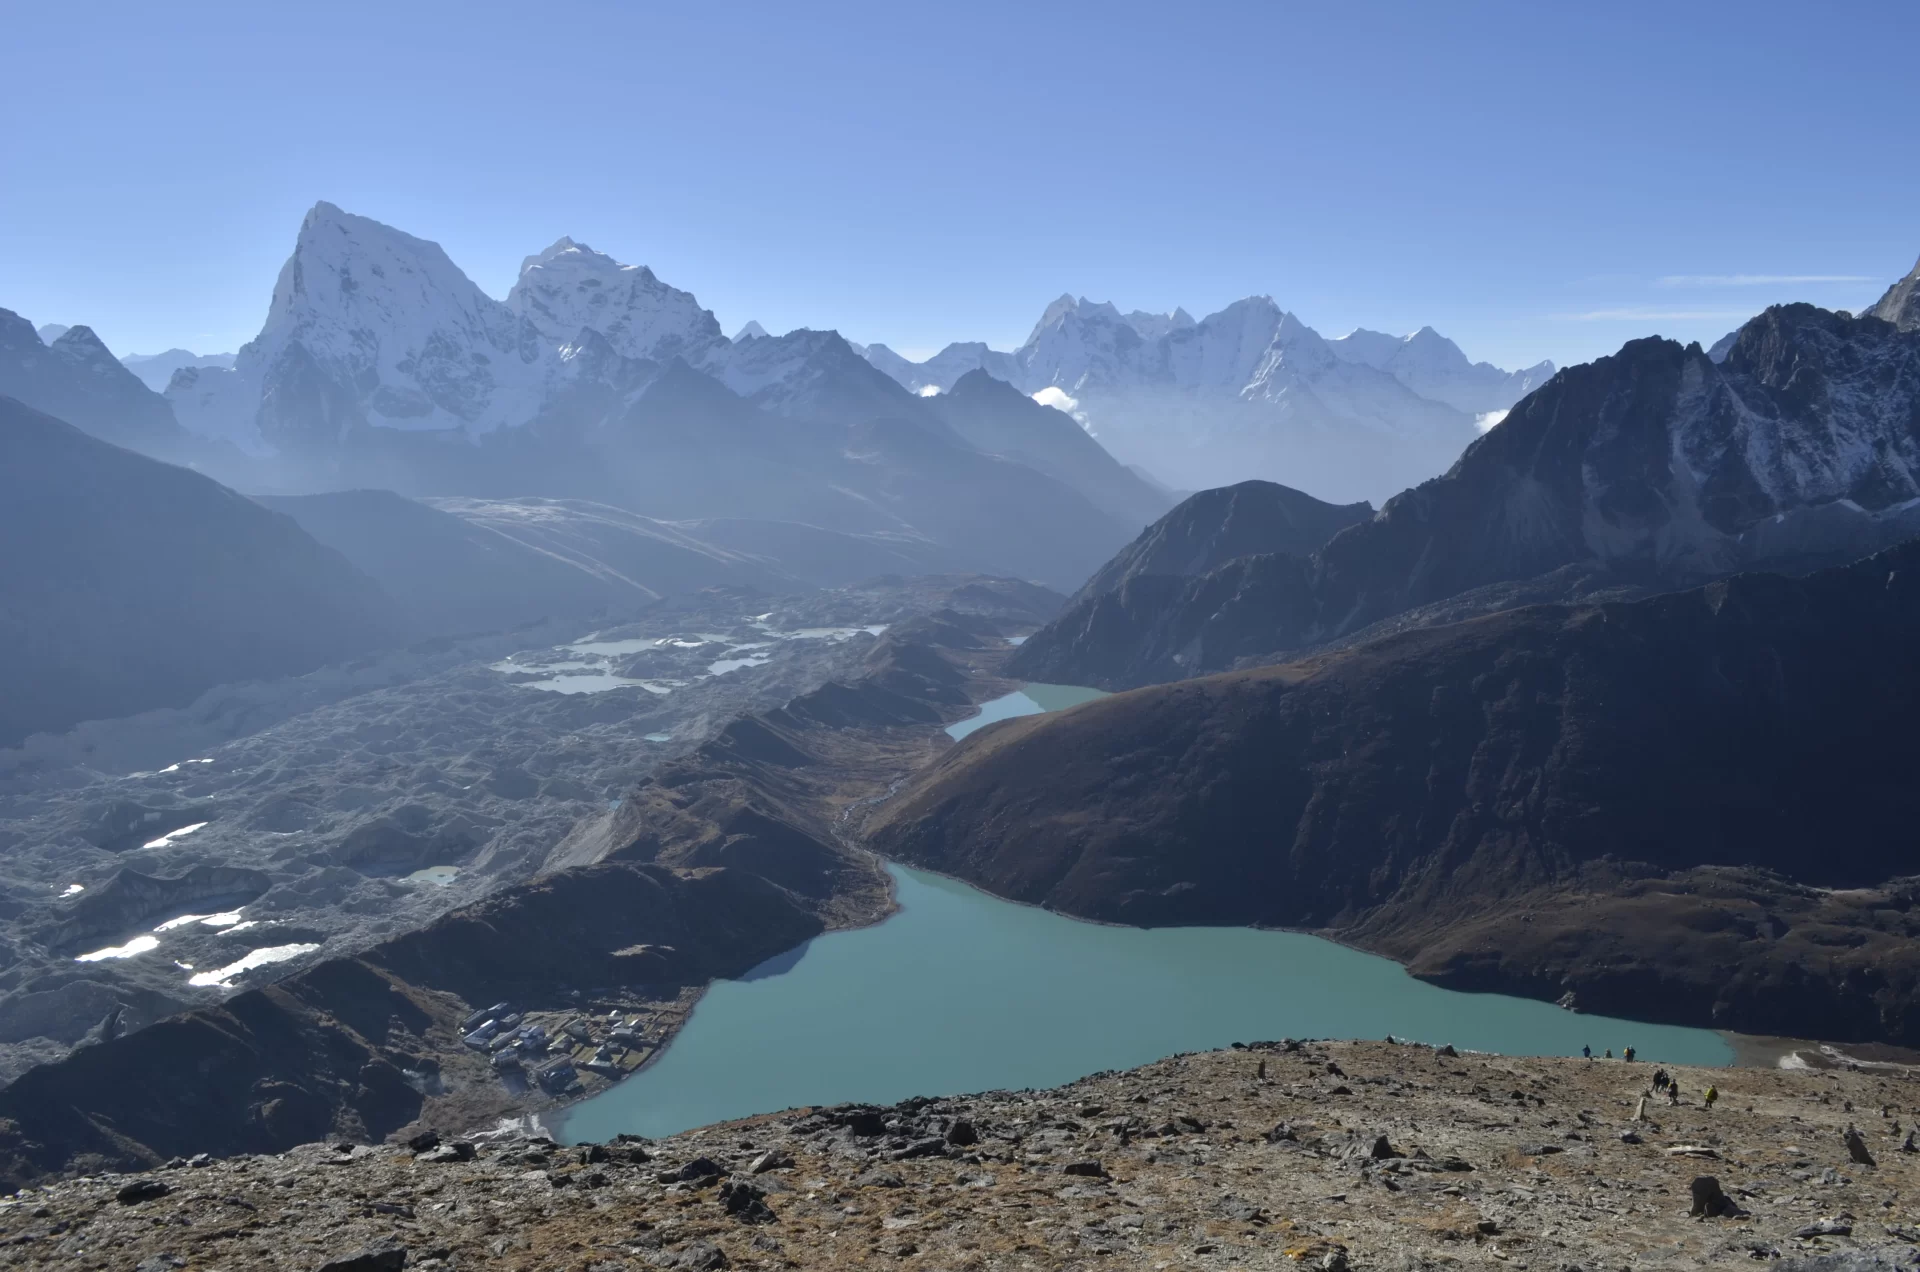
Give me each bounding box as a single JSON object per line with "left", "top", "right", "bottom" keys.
{"left": 1031, "top": 386, "right": 1095, "bottom": 431}
{"left": 916, "top": 384, "right": 941, "bottom": 397}
{"left": 1656, "top": 273, "right": 1873, "bottom": 288}
{"left": 1032, "top": 386, "right": 1080, "bottom": 414}
{"left": 1474, "top": 409, "right": 1508, "bottom": 434}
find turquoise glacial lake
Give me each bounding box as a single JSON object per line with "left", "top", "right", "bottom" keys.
{"left": 944, "top": 683, "right": 1110, "bottom": 741}
{"left": 556, "top": 863, "right": 1734, "bottom": 1144}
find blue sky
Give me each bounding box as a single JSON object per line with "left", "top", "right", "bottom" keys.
{"left": 3, "top": 0, "right": 1913, "bottom": 372}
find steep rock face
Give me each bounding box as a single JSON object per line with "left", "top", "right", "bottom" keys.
{"left": 1014, "top": 304, "right": 1920, "bottom": 689}
{"left": 1869, "top": 253, "right": 1920, "bottom": 331}
{"left": 0, "top": 397, "right": 396, "bottom": 746}
{"left": 0, "top": 310, "right": 189, "bottom": 456}
{"left": 171, "top": 202, "right": 580, "bottom": 455}
{"left": 872, "top": 540, "right": 1920, "bottom": 1041}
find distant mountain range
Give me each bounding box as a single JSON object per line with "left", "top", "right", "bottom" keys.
{"left": 33, "top": 324, "right": 235, "bottom": 390}
{"left": 120, "top": 348, "right": 234, "bottom": 391}
{"left": 3, "top": 203, "right": 1174, "bottom": 591}
{"left": 1013, "top": 294, "right": 1920, "bottom": 689}
{"left": 859, "top": 296, "right": 1554, "bottom": 505}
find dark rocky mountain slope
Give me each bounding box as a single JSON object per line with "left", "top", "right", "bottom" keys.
{"left": 924, "top": 369, "right": 1174, "bottom": 526}
{"left": 0, "top": 311, "right": 191, "bottom": 458}
{"left": 1063, "top": 479, "right": 1371, "bottom": 607}
{"left": 0, "top": 397, "right": 396, "bottom": 746}
{"left": 1013, "top": 302, "right": 1920, "bottom": 688}
{"left": 872, "top": 538, "right": 1920, "bottom": 1044}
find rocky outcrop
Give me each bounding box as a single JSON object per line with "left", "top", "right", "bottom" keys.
{"left": 1014, "top": 303, "right": 1920, "bottom": 690}
{"left": 0, "top": 397, "right": 397, "bottom": 747}
{"left": 873, "top": 539, "right": 1920, "bottom": 1043}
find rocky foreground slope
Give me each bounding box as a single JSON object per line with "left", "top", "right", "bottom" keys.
{"left": 8, "top": 1041, "right": 1919, "bottom": 1270}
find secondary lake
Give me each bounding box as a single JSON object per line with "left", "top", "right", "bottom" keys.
{"left": 945, "top": 684, "right": 1109, "bottom": 741}
{"left": 556, "top": 863, "right": 1734, "bottom": 1144}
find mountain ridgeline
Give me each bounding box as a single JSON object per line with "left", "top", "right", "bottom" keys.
{"left": 139, "top": 204, "right": 1171, "bottom": 591}
{"left": 874, "top": 539, "right": 1920, "bottom": 1043}
{"left": 861, "top": 296, "right": 1554, "bottom": 505}
{"left": 0, "top": 206, "right": 1172, "bottom": 595}
{"left": 1014, "top": 301, "right": 1920, "bottom": 689}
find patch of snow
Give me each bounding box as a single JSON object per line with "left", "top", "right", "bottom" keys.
{"left": 708, "top": 655, "right": 774, "bottom": 675}
{"left": 187, "top": 943, "right": 323, "bottom": 988}
{"left": 75, "top": 934, "right": 161, "bottom": 962}
{"left": 141, "top": 821, "right": 208, "bottom": 849}
{"left": 59, "top": 883, "right": 83, "bottom": 897}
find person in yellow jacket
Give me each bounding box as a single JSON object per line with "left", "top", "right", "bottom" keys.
{"left": 1705, "top": 1084, "right": 1719, "bottom": 1110}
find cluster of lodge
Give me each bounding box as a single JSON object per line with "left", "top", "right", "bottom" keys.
{"left": 459, "top": 1000, "right": 656, "bottom": 1095}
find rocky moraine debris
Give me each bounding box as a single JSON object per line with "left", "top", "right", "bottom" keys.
{"left": 5, "top": 1042, "right": 1920, "bottom": 1270}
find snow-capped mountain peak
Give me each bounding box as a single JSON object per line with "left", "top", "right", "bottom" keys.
{"left": 733, "top": 320, "right": 771, "bottom": 342}
{"left": 505, "top": 235, "right": 721, "bottom": 363}
{"left": 1325, "top": 322, "right": 1554, "bottom": 415}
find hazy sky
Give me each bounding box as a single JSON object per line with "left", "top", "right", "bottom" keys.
{"left": 3, "top": 0, "right": 1913, "bottom": 372}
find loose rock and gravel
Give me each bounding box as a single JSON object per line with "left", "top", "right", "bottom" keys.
{"left": 8, "top": 1041, "right": 1920, "bottom": 1270}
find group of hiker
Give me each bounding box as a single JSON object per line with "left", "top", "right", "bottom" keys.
{"left": 1581, "top": 1044, "right": 1718, "bottom": 1109}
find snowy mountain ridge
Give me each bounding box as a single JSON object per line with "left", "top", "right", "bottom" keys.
{"left": 855, "top": 293, "right": 1543, "bottom": 503}
{"left": 164, "top": 202, "right": 923, "bottom": 457}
